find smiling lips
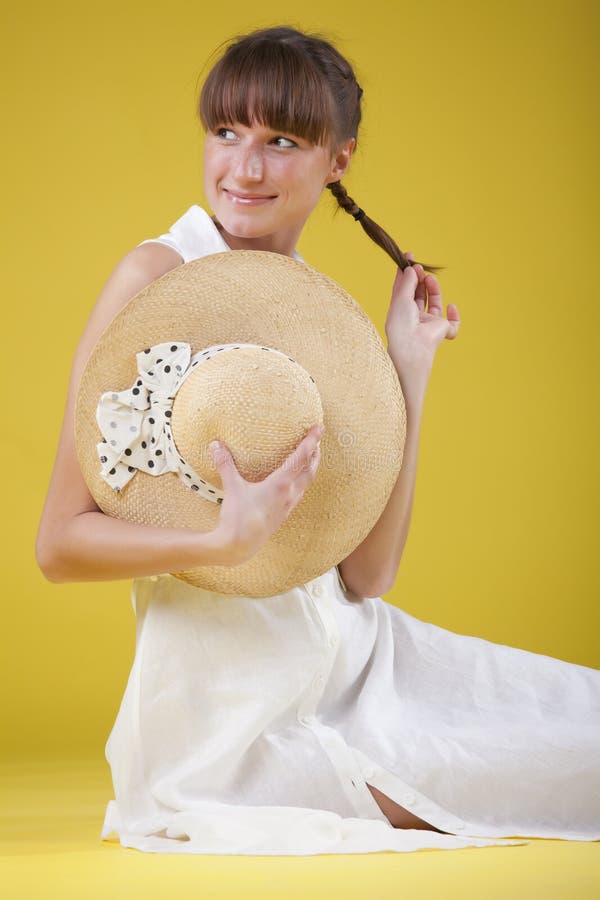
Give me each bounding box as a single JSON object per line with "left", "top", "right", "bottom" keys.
{"left": 224, "top": 189, "right": 277, "bottom": 205}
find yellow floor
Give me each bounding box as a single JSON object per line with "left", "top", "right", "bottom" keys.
{"left": 1, "top": 757, "right": 599, "bottom": 900}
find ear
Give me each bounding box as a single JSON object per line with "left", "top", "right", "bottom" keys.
{"left": 325, "top": 137, "right": 356, "bottom": 185}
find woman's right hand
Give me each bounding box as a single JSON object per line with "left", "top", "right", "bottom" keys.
{"left": 210, "top": 423, "right": 325, "bottom": 564}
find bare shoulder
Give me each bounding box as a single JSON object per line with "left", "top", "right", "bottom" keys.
{"left": 110, "top": 241, "right": 185, "bottom": 310}
{"left": 76, "top": 242, "right": 184, "bottom": 368}
{"left": 127, "top": 240, "right": 185, "bottom": 280}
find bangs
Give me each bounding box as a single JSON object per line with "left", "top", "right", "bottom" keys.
{"left": 199, "top": 40, "right": 335, "bottom": 147}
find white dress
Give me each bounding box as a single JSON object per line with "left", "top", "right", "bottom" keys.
{"left": 100, "top": 205, "right": 600, "bottom": 855}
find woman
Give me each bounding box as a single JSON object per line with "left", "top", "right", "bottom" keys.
{"left": 36, "top": 26, "right": 599, "bottom": 855}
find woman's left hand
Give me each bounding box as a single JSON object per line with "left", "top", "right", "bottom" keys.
{"left": 385, "top": 252, "right": 461, "bottom": 405}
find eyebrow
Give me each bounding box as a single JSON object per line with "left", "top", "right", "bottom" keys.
{"left": 222, "top": 121, "right": 304, "bottom": 138}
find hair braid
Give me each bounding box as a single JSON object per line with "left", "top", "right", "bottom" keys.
{"left": 326, "top": 181, "right": 444, "bottom": 274}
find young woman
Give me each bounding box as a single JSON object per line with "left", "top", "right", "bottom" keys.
{"left": 36, "top": 26, "right": 599, "bottom": 856}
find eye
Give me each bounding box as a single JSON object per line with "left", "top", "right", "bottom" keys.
{"left": 215, "top": 127, "right": 236, "bottom": 140}
{"left": 271, "top": 136, "right": 297, "bottom": 149}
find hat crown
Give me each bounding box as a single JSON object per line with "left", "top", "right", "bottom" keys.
{"left": 172, "top": 345, "right": 323, "bottom": 484}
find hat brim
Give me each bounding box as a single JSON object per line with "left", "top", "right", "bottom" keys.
{"left": 75, "top": 250, "right": 405, "bottom": 597}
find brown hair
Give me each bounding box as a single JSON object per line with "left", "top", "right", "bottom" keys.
{"left": 197, "top": 26, "right": 443, "bottom": 274}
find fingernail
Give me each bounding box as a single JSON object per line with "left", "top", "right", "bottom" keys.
{"left": 210, "top": 441, "right": 220, "bottom": 451}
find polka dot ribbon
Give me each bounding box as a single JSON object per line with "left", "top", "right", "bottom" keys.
{"left": 95, "top": 340, "right": 299, "bottom": 502}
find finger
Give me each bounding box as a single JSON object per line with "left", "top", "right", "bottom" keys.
{"left": 210, "top": 440, "right": 239, "bottom": 488}
{"left": 303, "top": 443, "right": 321, "bottom": 476}
{"left": 298, "top": 432, "right": 323, "bottom": 476}
{"left": 424, "top": 273, "right": 443, "bottom": 317}
{"left": 391, "top": 264, "right": 420, "bottom": 310}
{"left": 278, "top": 425, "right": 323, "bottom": 480}
{"left": 413, "top": 264, "right": 427, "bottom": 312}
{"left": 296, "top": 444, "right": 321, "bottom": 491}
{"left": 298, "top": 441, "right": 319, "bottom": 473}
{"left": 403, "top": 251, "right": 428, "bottom": 314}
{"left": 405, "top": 251, "right": 426, "bottom": 282}
{"left": 445, "top": 304, "right": 461, "bottom": 340}
{"left": 286, "top": 444, "right": 320, "bottom": 514}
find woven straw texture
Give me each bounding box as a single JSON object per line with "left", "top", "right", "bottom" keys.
{"left": 75, "top": 250, "right": 406, "bottom": 597}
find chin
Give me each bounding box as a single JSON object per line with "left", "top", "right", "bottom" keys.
{"left": 224, "top": 222, "right": 266, "bottom": 240}
{"left": 219, "top": 212, "right": 273, "bottom": 238}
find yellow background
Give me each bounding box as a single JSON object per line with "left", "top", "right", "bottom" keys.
{"left": 3, "top": 0, "right": 599, "bottom": 756}
{"left": 1, "top": 1, "right": 599, "bottom": 896}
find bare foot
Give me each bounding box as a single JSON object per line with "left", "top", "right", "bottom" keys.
{"left": 366, "top": 783, "right": 448, "bottom": 833}
{"left": 154, "top": 827, "right": 191, "bottom": 842}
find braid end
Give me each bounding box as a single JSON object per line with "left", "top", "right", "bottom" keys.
{"left": 326, "top": 181, "right": 445, "bottom": 273}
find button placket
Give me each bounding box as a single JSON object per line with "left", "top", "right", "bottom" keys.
{"left": 297, "top": 576, "right": 340, "bottom": 727}
{"left": 306, "top": 578, "right": 340, "bottom": 653}
{"left": 298, "top": 714, "right": 316, "bottom": 727}
{"left": 313, "top": 674, "right": 325, "bottom": 689}
{"left": 297, "top": 661, "right": 331, "bottom": 726}
{"left": 308, "top": 721, "right": 383, "bottom": 819}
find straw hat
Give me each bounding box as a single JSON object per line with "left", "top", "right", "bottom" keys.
{"left": 75, "top": 250, "right": 406, "bottom": 597}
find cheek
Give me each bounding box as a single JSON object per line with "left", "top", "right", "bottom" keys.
{"left": 279, "top": 164, "right": 324, "bottom": 203}
{"left": 202, "top": 153, "right": 223, "bottom": 198}
{"left": 201, "top": 167, "right": 213, "bottom": 201}
{"left": 202, "top": 145, "right": 223, "bottom": 176}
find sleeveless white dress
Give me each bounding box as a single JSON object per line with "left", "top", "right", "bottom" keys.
{"left": 100, "top": 204, "right": 600, "bottom": 855}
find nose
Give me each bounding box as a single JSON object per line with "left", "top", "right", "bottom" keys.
{"left": 234, "top": 143, "right": 264, "bottom": 182}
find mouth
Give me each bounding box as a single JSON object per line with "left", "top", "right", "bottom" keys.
{"left": 223, "top": 189, "right": 277, "bottom": 205}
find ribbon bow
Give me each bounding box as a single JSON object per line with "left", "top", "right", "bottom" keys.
{"left": 95, "top": 341, "right": 224, "bottom": 503}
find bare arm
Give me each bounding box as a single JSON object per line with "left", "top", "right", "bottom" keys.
{"left": 339, "top": 252, "right": 461, "bottom": 600}
{"left": 337, "top": 395, "right": 424, "bottom": 599}
{"left": 39, "top": 513, "right": 233, "bottom": 584}
{"left": 35, "top": 243, "right": 234, "bottom": 583}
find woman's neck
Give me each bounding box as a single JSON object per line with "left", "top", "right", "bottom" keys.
{"left": 211, "top": 216, "right": 299, "bottom": 258}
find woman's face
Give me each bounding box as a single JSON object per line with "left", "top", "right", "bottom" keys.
{"left": 203, "top": 119, "right": 354, "bottom": 256}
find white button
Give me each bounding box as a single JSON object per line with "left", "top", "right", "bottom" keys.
{"left": 149, "top": 575, "right": 158, "bottom": 582}
{"left": 328, "top": 634, "right": 337, "bottom": 647}
{"left": 403, "top": 792, "right": 416, "bottom": 805}
{"left": 312, "top": 584, "right": 322, "bottom": 597}
{"left": 299, "top": 715, "right": 315, "bottom": 726}
{"left": 313, "top": 674, "right": 325, "bottom": 690}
